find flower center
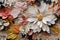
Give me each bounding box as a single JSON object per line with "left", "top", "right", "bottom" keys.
{"left": 37, "top": 13, "right": 43, "bottom": 21}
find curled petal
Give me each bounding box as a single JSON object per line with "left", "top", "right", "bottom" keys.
{"left": 19, "top": 26, "right": 30, "bottom": 34}
{"left": 42, "top": 24, "right": 50, "bottom": 33}
{"left": 0, "top": 7, "right": 11, "bottom": 19}
{"left": 3, "top": 22, "right": 10, "bottom": 27}
{"left": 42, "top": 15, "right": 57, "bottom": 25}
{"left": 10, "top": 8, "right": 20, "bottom": 18}
{"left": 10, "top": 2, "right": 27, "bottom": 18}
{"left": 0, "top": 26, "right": 4, "bottom": 30}
{"left": 37, "top": 21, "right": 43, "bottom": 28}
{"left": 19, "top": 16, "right": 27, "bottom": 24}
{"left": 27, "top": 18, "right": 37, "bottom": 22}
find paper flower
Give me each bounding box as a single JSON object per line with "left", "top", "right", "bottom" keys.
{"left": 27, "top": 18, "right": 50, "bottom": 33}
{"left": 10, "top": 8, "right": 21, "bottom": 18}
{"left": 27, "top": 18, "right": 37, "bottom": 23}
{"left": 10, "top": 2, "right": 27, "bottom": 18}
{"left": 0, "top": 7, "right": 11, "bottom": 19}
{"left": 10, "top": 24, "right": 20, "bottom": 34}
{"left": 0, "top": 19, "right": 10, "bottom": 30}
{"left": 19, "top": 3, "right": 57, "bottom": 34}
{"left": 26, "top": 14, "right": 57, "bottom": 33}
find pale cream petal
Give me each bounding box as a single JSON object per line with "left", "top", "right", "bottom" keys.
{"left": 3, "top": 22, "right": 10, "bottom": 26}
{"left": 37, "top": 21, "right": 43, "bottom": 28}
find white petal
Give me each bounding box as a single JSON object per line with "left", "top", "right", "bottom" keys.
{"left": 42, "top": 27, "right": 46, "bottom": 31}
{"left": 0, "top": 26, "right": 4, "bottom": 30}
{"left": 53, "top": 18, "right": 57, "bottom": 21}
{"left": 37, "top": 21, "right": 41, "bottom": 25}
{"left": 27, "top": 18, "right": 37, "bottom": 22}
{"left": 39, "top": 1, "right": 47, "bottom": 12}
{"left": 37, "top": 21, "right": 43, "bottom": 28}
{"left": 47, "top": 23, "right": 51, "bottom": 25}
{"left": 50, "top": 21, "right": 55, "bottom": 24}
{"left": 0, "top": 22, "right": 2, "bottom": 25}
{"left": 3, "top": 22, "right": 10, "bottom": 26}
{"left": 51, "top": 0, "right": 58, "bottom": 3}
{"left": 33, "top": 20, "right": 37, "bottom": 24}
{"left": 42, "top": 17, "right": 48, "bottom": 24}
{"left": 10, "top": 2, "right": 27, "bottom": 18}
{"left": 27, "top": 5, "right": 38, "bottom": 15}
{"left": 32, "top": 24, "right": 41, "bottom": 33}
{"left": 42, "top": 24, "right": 50, "bottom": 33}
{"left": 10, "top": 9, "right": 20, "bottom": 18}
{"left": 46, "top": 26, "right": 50, "bottom": 33}
{"left": 33, "top": 29, "right": 37, "bottom": 33}
{"left": 42, "top": 15, "right": 57, "bottom": 25}
{"left": 42, "top": 25, "right": 46, "bottom": 31}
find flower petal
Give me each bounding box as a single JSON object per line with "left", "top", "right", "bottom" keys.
{"left": 37, "top": 21, "right": 43, "bottom": 28}
{"left": 42, "top": 15, "right": 57, "bottom": 25}
{"left": 27, "top": 18, "right": 37, "bottom": 22}
{"left": 42, "top": 24, "right": 50, "bottom": 33}
{"left": 3, "top": 22, "right": 10, "bottom": 26}
{"left": 10, "top": 9, "right": 20, "bottom": 18}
